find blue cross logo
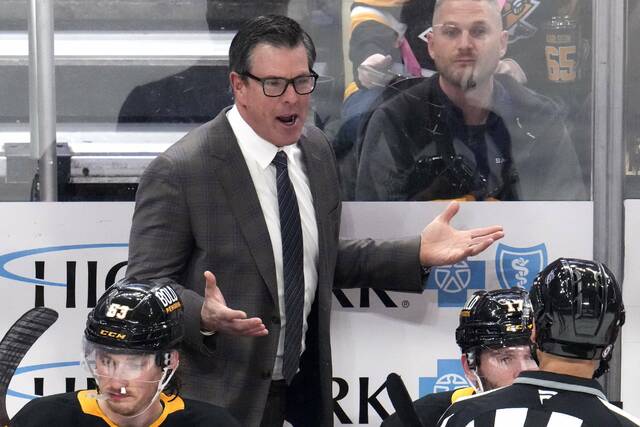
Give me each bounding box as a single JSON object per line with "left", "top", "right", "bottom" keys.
{"left": 425, "top": 261, "right": 485, "bottom": 307}
{"left": 419, "top": 359, "right": 470, "bottom": 398}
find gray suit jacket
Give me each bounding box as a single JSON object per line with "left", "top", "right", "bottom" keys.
{"left": 126, "top": 107, "right": 424, "bottom": 426}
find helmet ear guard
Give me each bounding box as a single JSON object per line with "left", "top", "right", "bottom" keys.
{"left": 593, "top": 344, "right": 614, "bottom": 379}
{"left": 155, "top": 351, "right": 173, "bottom": 369}
{"left": 466, "top": 350, "right": 477, "bottom": 370}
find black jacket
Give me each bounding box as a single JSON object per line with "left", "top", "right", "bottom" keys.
{"left": 355, "top": 74, "right": 587, "bottom": 201}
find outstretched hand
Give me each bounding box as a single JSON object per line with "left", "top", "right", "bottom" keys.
{"left": 419, "top": 202, "right": 504, "bottom": 266}
{"left": 200, "top": 271, "right": 268, "bottom": 336}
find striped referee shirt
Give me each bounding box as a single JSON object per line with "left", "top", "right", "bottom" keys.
{"left": 437, "top": 371, "right": 640, "bottom": 427}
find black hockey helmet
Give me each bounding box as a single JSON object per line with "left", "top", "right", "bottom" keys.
{"left": 84, "top": 278, "right": 183, "bottom": 352}
{"left": 456, "top": 288, "right": 533, "bottom": 356}
{"left": 529, "top": 258, "right": 625, "bottom": 361}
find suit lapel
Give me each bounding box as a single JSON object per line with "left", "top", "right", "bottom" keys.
{"left": 207, "top": 110, "right": 279, "bottom": 306}
{"left": 298, "top": 131, "right": 330, "bottom": 288}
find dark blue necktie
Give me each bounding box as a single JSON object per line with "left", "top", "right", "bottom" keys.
{"left": 272, "top": 151, "right": 304, "bottom": 384}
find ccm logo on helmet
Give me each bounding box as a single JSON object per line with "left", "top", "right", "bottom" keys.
{"left": 99, "top": 329, "right": 127, "bottom": 340}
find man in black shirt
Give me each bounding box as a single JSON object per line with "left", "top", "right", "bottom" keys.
{"left": 438, "top": 258, "right": 640, "bottom": 427}
{"left": 355, "top": 0, "right": 586, "bottom": 202}
{"left": 10, "top": 279, "right": 239, "bottom": 427}
{"left": 383, "top": 287, "right": 537, "bottom": 426}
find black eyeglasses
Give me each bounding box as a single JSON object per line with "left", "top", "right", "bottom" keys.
{"left": 242, "top": 70, "right": 319, "bottom": 97}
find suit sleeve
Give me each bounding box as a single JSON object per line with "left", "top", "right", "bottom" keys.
{"left": 126, "top": 153, "right": 212, "bottom": 354}
{"left": 335, "top": 238, "right": 423, "bottom": 292}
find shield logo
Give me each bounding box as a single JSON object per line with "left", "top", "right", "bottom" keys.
{"left": 495, "top": 243, "right": 547, "bottom": 291}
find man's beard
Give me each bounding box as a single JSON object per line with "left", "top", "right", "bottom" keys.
{"left": 478, "top": 375, "right": 499, "bottom": 391}
{"left": 440, "top": 63, "right": 478, "bottom": 90}
{"left": 438, "top": 56, "right": 498, "bottom": 92}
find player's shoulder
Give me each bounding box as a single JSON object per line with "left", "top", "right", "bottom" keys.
{"left": 437, "top": 385, "right": 514, "bottom": 426}
{"left": 413, "top": 387, "right": 472, "bottom": 408}
{"left": 17, "top": 391, "right": 78, "bottom": 411}
{"left": 10, "top": 392, "right": 81, "bottom": 426}
{"left": 382, "top": 389, "right": 461, "bottom": 427}
{"left": 174, "top": 397, "right": 241, "bottom": 426}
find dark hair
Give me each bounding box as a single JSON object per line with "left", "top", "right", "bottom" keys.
{"left": 163, "top": 365, "right": 181, "bottom": 398}
{"left": 228, "top": 14, "right": 316, "bottom": 76}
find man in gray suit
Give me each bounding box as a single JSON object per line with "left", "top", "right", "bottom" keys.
{"left": 126, "top": 14, "right": 504, "bottom": 427}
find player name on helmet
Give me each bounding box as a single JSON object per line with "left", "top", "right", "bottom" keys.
{"left": 155, "top": 286, "right": 179, "bottom": 308}
{"left": 164, "top": 301, "right": 182, "bottom": 314}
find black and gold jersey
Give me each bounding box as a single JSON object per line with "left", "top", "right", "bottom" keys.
{"left": 9, "top": 390, "right": 239, "bottom": 427}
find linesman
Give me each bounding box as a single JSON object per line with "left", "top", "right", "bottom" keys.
{"left": 437, "top": 258, "right": 640, "bottom": 427}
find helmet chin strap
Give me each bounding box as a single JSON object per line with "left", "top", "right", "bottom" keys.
{"left": 466, "top": 369, "right": 485, "bottom": 394}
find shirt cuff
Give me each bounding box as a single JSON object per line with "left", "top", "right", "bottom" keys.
{"left": 421, "top": 265, "right": 433, "bottom": 283}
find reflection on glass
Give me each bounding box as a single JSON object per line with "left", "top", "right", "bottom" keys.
{"left": 336, "top": 0, "right": 592, "bottom": 201}
{"left": 625, "top": 0, "right": 640, "bottom": 197}
{"left": 0, "top": 1, "right": 345, "bottom": 201}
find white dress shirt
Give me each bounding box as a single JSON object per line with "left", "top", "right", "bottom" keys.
{"left": 227, "top": 106, "right": 319, "bottom": 380}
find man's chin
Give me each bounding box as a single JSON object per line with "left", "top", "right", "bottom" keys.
{"left": 439, "top": 71, "right": 469, "bottom": 88}
{"left": 106, "top": 399, "right": 139, "bottom": 416}
{"left": 272, "top": 128, "right": 305, "bottom": 147}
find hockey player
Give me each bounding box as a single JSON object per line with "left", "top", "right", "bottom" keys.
{"left": 10, "top": 279, "right": 239, "bottom": 426}
{"left": 383, "top": 287, "right": 537, "bottom": 426}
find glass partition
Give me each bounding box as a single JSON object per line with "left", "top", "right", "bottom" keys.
{"left": 0, "top": 1, "right": 596, "bottom": 202}
{"left": 336, "top": 0, "right": 593, "bottom": 201}
{"left": 0, "top": 0, "right": 34, "bottom": 201}
{"left": 0, "top": 0, "right": 344, "bottom": 201}
{"left": 625, "top": 0, "right": 640, "bottom": 197}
